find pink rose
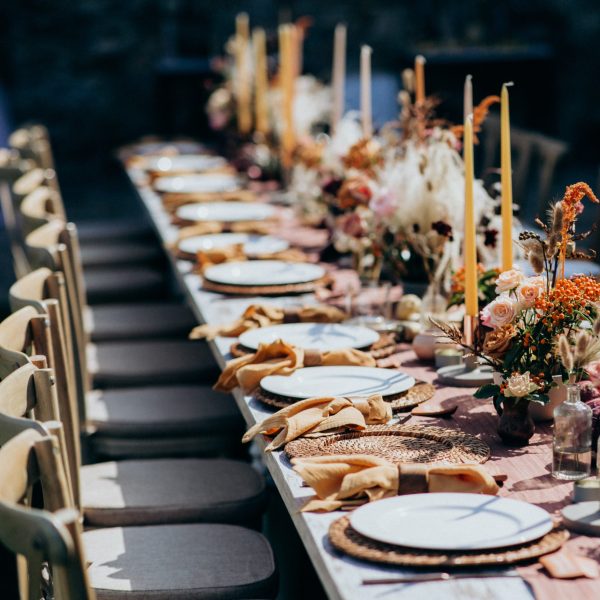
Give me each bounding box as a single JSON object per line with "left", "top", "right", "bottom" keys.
{"left": 370, "top": 187, "right": 397, "bottom": 218}
{"left": 480, "top": 295, "right": 518, "bottom": 329}
{"left": 495, "top": 268, "right": 525, "bottom": 294}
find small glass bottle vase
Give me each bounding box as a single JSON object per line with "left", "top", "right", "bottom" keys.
{"left": 552, "top": 384, "right": 593, "bottom": 480}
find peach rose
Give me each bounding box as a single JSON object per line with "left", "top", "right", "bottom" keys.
{"left": 495, "top": 268, "right": 525, "bottom": 294}
{"left": 483, "top": 324, "right": 517, "bottom": 359}
{"left": 480, "top": 295, "right": 518, "bottom": 329}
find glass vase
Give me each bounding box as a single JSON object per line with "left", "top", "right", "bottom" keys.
{"left": 353, "top": 246, "right": 383, "bottom": 286}
{"left": 552, "top": 384, "right": 593, "bottom": 480}
{"left": 419, "top": 277, "right": 447, "bottom": 327}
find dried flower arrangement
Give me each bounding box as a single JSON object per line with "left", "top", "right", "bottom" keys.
{"left": 433, "top": 182, "right": 600, "bottom": 413}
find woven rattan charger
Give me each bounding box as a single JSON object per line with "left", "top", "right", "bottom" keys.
{"left": 329, "top": 516, "right": 568, "bottom": 568}
{"left": 285, "top": 423, "right": 490, "bottom": 464}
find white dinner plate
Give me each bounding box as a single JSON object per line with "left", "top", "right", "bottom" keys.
{"left": 155, "top": 174, "right": 240, "bottom": 194}
{"left": 350, "top": 494, "right": 553, "bottom": 551}
{"left": 260, "top": 366, "right": 415, "bottom": 399}
{"left": 176, "top": 202, "right": 275, "bottom": 223}
{"left": 178, "top": 233, "right": 289, "bottom": 257}
{"left": 142, "top": 154, "right": 227, "bottom": 172}
{"left": 239, "top": 323, "right": 379, "bottom": 351}
{"left": 203, "top": 260, "right": 325, "bottom": 287}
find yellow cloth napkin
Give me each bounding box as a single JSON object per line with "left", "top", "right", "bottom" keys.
{"left": 292, "top": 455, "right": 499, "bottom": 512}
{"left": 214, "top": 339, "right": 376, "bottom": 393}
{"left": 242, "top": 395, "right": 392, "bottom": 451}
{"left": 189, "top": 304, "right": 348, "bottom": 340}
{"left": 195, "top": 244, "right": 309, "bottom": 274}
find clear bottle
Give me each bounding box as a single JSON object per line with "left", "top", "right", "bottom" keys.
{"left": 553, "top": 384, "right": 593, "bottom": 480}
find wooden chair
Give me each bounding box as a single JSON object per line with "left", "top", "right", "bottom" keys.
{"left": 24, "top": 221, "right": 221, "bottom": 389}
{"left": 8, "top": 272, "right": 267, "bottom": 529}
{"left": 0, "top": 429, "right": 94, "bottom": 600}
{"left": 0, "top": 150, "right": 37, "bottom": 278}
{"left": 9, "top": 125, "right": 154, "bottom": 244}
{"left": 0, "top": 367, "right": 277, "bottom": 599}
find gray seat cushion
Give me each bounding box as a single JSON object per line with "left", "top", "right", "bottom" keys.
{"left": 84, "top": 523, "right": 277, "bottom": 599}
{"left": 81, "top": 241, "right": 163, "bottom": 269}
{"left": 89, "top": 340, "right": 218, "bottom": 388}
{"left": 81, "top": 458, "right": 266, "bottom": 527}
{"left": 86, "top": 385, "right": 244, "bottom": 459}
{"left": 84, "top": 266, "right": 167, "bottom": 304}
{"left": 77, "top": 219, "right": 153, "bottom": 244}
{"left": 86, "top": 385, "right": 243, "bottom": 436}
{"left": 89, "top": 302, "right": 197, "bottom": 342}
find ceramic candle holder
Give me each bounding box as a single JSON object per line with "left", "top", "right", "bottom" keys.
{"left": 573, "top": 478, "right": 600, "bottom": 503}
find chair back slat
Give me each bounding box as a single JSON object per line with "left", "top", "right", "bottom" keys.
{"left": 9, "top": 271, "right": 82, "bottom": 507}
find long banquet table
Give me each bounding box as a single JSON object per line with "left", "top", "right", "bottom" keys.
{"left": 124, "top": 162, "right": 597, "bottom": 600}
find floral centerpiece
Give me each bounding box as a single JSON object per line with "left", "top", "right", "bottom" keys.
{"left": 434, "top": 182, "right": 600, "bottom": 445}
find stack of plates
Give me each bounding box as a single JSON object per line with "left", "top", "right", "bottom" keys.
{"left": 176, "top": 202, "right": 275, "bottom": 223}
{"left": 239, "top": 322, "right": 380, "bottom": 352}
{"left": 260, "top": 365, "right": 415, "bottom": 401}
{"left": 155, "top": 174, "right": 241, "bottom": 194}
{"left": 178, "top": 233, "right": 289, "bottom": 259}
{"left": 140, "top": 154, "right": 227, "bottom": 173}
{"left": 349, "top": 494, "right": 554, "bottom": 552}
{"left": 202, "top": 260, "right": 326, "bottom": 296}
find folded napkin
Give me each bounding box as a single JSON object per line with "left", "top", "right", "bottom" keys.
{"left": 242, "top": 395, "right": 392, "bottom": 451}
{"left": 162, "top": 189, "right": 257, "bottom": 209}
{"left": 195, "top": 244, "right": 309, "bottom": 274}
{"left": 214, "top": 339, "right": 376, "bottom": 393}
{"left": 190, "top": 304, "right": 348, "bottom": 340}
{"left": 292, "top": 455, "right": 499, "bottom": 512}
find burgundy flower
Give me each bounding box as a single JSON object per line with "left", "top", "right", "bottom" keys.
{"left": 484, "top": 228, "right": 499, "bottom": 248}
{"left": 431, "top": 220, "right": 453, "bottom": 240}
{"left": 322, "top": 177, "right": 343, "bottom": 197}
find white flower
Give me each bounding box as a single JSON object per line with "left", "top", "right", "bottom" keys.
{"left": 480, "top": 295, "right": 519, "bottom": 329}
{"left": 495, "top": 268, "right": 525, "bottom": 294}
{"left": 504, "top": 372, "right": 539, "bottom": 398}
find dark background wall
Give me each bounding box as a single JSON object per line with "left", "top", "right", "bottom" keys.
{"left": 0, "top": 0, "right": 598, "bottom": 180}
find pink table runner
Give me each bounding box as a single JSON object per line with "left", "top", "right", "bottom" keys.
{"left": 391, "top": 344, "right": 598, "bottom": 598}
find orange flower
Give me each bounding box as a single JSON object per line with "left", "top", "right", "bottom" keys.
{"left": 558, "top": 182, "right": 599, "bottom": 278}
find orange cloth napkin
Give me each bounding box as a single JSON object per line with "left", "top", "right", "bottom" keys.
{"left": 189, "top": 304, "right": 348, "bottom": 340}
{"left": 194, "top": 244, "right": 309, "bottom": 274}
{"left": 292, "top": 455, "right": 499, "bottom": 512}
{"left": 242, "top": 395, "right": 392, "bottom": 451}
{"left": 214, "top": 339, "right": 376, "bottom": 393}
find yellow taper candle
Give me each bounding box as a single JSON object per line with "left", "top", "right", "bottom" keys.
{"left": 331, "top": 24, "right": 347, "bottom": 134}
{"left": 278, "top": 24, "right": 296, "bottom": 167}
{"left": 415, "top": 55, "right": 426, "bottom": 104}
{"left": 463, "top": 115, "right": 478, "bottom": 317}
{"left": 360, "top": 45, "right": 373, "bottom": 138}
{"left": 253, "top": 28, "right": 269, "bottom": 135}
{"left": 500, "top": 82, "right": 514, "bottom": 271}
{"left": 235, "top": 13, "right": 252, "bottom": 134}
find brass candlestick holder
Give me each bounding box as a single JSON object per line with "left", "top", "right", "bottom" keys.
{"left": 437, "top": 315, "right": 494, "bottom": 387}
